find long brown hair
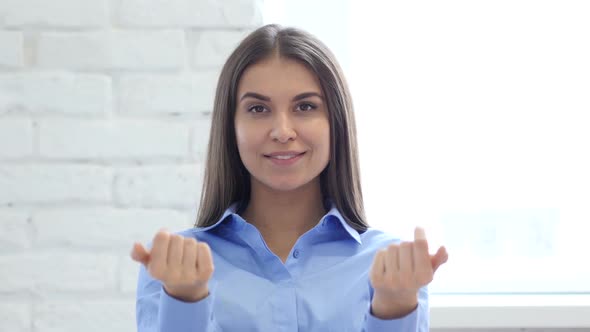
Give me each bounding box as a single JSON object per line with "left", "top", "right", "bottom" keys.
{"left": 195, "top": 24, "right": 368, "bottom": 232}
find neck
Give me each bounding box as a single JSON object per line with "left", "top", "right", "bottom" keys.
{"left": 241, "top": 177, "right": 327, "bottom": 261}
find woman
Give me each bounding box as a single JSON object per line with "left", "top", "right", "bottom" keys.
{"left": 131, "top": 24, "right": 448, "bottom": 332}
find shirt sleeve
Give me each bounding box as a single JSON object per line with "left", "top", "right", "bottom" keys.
{"left": 135, "top": 243, "right": 219, "bottom": 332}
{"left": 363, "top": 286, "right": 429, "bottom": 332}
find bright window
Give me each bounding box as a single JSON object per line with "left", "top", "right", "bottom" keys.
{"left": 265, "top": 0, "right": 590, "bottom": 296}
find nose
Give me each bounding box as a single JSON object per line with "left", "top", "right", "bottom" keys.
{"left": 269, "top": 112, "right": 297, "bottom": 143}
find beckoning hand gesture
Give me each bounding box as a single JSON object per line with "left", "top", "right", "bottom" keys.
{"left": 131, "top": 229, "right": 215, "bottom": 302}
{"left": 369, "top": 227, "right": 448, "bottom": 319}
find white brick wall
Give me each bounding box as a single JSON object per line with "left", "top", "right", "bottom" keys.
{"left": 3, "top": 0, "right": 110, "bottom": 28}
{"left": 38, "top": 30, "right": 187, "bottom": 70}
{"left": 0, "top": 302, "right": 30, "bottom": 331}
{"left": 117, "top": 0, "right": 261, "bottom": 28}
{"left": 0, "top": 31, "right": 24, "bottom": 67}
{"left": 0, "top": 0, "right": 261, "bottom": 330}
{"left": 0, "top": 209, "right": 32, "bottom": 251}
{"left": 117, "top": 71, "right": 219, "bottom": 114}
{"left": 0, "top": 118, "right": 33, "bottom": 158}
{"left": 0, "top": 73, "right": 112, "bottom": 115}
{"left": 193, "top": 30, "right": 251, "bottom": 67}
{"left": 38, "top": 119, "right": 191, "bottom": 159}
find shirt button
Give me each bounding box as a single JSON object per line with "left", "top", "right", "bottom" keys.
{"left": 292, "top": 249, "right": 300, "bottom": 259}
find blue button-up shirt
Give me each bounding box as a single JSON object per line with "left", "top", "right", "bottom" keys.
{"left": 136, "top": 202, "right": 429, "bottom": 331}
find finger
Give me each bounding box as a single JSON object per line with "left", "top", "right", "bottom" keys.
{"left": 399, "top": 241, "right": 414, "bottom": 274}
{"left": 385, "top": 244, "right": 400, "bottom": 274}
{"left": 181, "top": 238, "right": 198, "bottom": 275}
{"left": 151, "top": 230, "right": 171, "bottom": 272}
{"left": 196, "top": 242, "right": 214, "bottom": 279}
{"left": 131, "top": 242, "right": 150, "bottom": 266}
{"left": 167, "top": 234, "right": 184, "bottom": 268}
{"left": 414, "top": 233, "right": 432, "bottom": 276}
{"left": 414, "top": 226, "right": 429, "bottom": 251}
{"left": 370, "top": 249, "right": 387, "bottom": 285}
{"left": 431, "top": 246, "right": 449, "bottom": 273}
{"left": 414, "top": 226, "right": 426, "bottom": 240}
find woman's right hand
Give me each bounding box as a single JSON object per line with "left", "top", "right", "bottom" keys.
{"left": 131, "top": 229, "right": 214, "bottom": 302}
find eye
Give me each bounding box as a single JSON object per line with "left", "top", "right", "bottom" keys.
{"left": 297, "top": 103, "right": 317, "bottom": 112}
{"left": 247, "top": 105, "right": 267, "bottom": 113}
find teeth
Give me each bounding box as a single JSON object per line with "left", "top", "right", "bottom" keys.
{"left": 272, "top": 155, "right": 298, "bottom": 160}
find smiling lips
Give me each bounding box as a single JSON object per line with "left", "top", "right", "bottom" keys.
{"left": 264, "top": 151, "right": 306, "bottom": 165}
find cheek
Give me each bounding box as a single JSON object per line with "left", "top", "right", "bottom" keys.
{"left": 234, "top": 122, "right": 260, "bottom": 156}
{"left": 234, "top": 128, "right": 246, "bottom": 150}
{"left": 234, "top": 118, "right": 249, "bottom": 146}
{"left": 316, "top": 122, "right": 331, "bottom": 156}
{"left": 302, "top": 124, "right": 330, "bottom": 165}
{"left": 321, "top": 132, "right": 331, "bottom": 161}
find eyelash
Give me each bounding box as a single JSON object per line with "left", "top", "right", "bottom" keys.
{"left": 247, "top": 103, "right": 318, "bottom": 114}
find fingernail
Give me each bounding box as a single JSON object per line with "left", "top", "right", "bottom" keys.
{"left": 415, "top": 227, "right": 426, "bottom": 239}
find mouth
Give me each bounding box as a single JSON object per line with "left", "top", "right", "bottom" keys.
{"left": 264, "top": 152, "right": 306, "bottom": 165}
{"left": 264, "top": 152, "right": 306, "bottom": 160}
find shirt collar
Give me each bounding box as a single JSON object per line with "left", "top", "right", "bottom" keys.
{"left": 196, "top": 200, "right": 362, "bottom": 244}
{"left": 322, "top": 200, "right": 362, "bottom": 244}
{"left": 195, "top": 202, "right": 241, "bottom": 232}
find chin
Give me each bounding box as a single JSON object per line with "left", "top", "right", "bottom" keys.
{"left": 267, "top": 181, "right": 304, "bottom": 192}
{"left": 260, "top": 175, "right": 312, "bottom": 192}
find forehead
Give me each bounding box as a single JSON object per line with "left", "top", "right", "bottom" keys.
{"left": 237, "top": 56, "right": 322, "bottom": 97}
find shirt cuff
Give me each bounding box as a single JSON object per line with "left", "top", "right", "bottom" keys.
{"left": 159, "top": 286, "right": 215, "bottom": 332}
{"left": 365, "top": 304, "right": 420, "bottom": 331}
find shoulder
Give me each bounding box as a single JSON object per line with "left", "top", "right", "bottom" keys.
{"left": 173, "top": 227, "right": 217, "bottom": 242}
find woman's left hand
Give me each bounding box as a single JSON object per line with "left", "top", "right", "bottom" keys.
{"left": 369, "top": 227, "right": 448, "bottom": 319}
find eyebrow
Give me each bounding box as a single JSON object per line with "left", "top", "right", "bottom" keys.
{"left": 239, "top": 92, "right": 323, "bottom": 102}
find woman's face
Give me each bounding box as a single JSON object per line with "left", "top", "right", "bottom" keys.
{"left": 234, "top": 55, "right": 330, "bottom": 192}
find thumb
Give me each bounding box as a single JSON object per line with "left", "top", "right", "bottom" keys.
{"left": 430, "top": 246, "right": 448, "bottom": 273}
{"left": 130, "top": 242, "right": 150, "bottom": 267}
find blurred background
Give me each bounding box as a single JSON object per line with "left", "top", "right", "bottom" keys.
{"left": 0, "top": 0, "right": 588, "bottom": 331}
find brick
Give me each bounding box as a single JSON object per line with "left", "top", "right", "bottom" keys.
{"left": 3, "top": 0, "right": 108, "bottom": 28}
{"left": 38, "top": 118, "right": 191, "bottom": 160}
{"left": 120, "top": 255, "right": 143, "bottom": 294}
{"left": 193, "top": 69, "right": 219, "bottom": 112}
{"left": 118, "top": 0, "right": 261, "bottom": 28}
{"left": 220, "top": 0, "right": 263, "bottom": 27}
{"left": 38, "top": 31, "right": 186, "bottom": 70}
{"left": 0, "top": 164, "right": 112, "bottom": 205}
{"left": 0, "top": 118, "right": 33, "bottom": 158}
{"left": 0, "top": 31, "right": 24, "bottom": 67}
{"left": 34, "top": 299, "right": 134, "bottom": 332}
{"left": 118, "top": 71, "right": 218, "bottom": 114}
{"left": 0, "top": 253, "right": 117, "bottom": 292}
{"left": 190, "top": 117, "right": 212, "bottom": 161}
{"left": 114, "top": 164, "right": 203, "bottom": 208}
{"left": 0, "top": 73, "right": 112, "bottom": 115}
{"left": 193, "top": 30, "right": 249, "bottom": 68}
{"left": 0, "top": 209, "right": 31, "bottom": 251}
{"left": 0, "top": 302, "right": 30, "bottom": 332}
{"left": 118, "top": 0, "right": 221, "bottom": 27}
{"left": 33, "top": 208, "right": 191, "bottom": 249}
